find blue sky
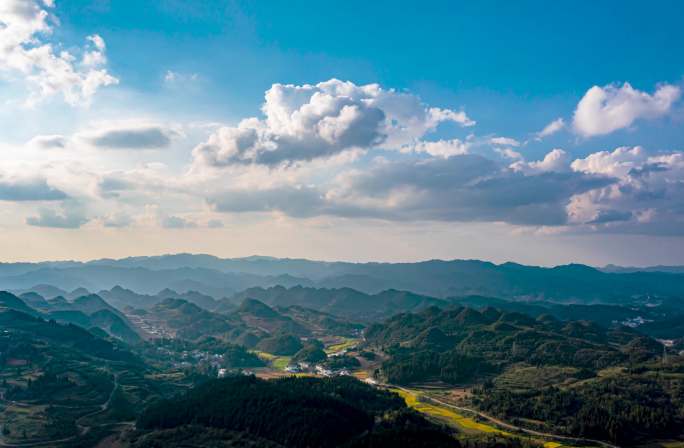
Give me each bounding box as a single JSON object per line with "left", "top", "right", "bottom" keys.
{"left": 49, "top": 0, "right": 684, "bottom": 156}
{"left": 1, "top": 0, "right": 684, "bottom": 265}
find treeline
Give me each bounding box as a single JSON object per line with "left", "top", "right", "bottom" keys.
{"left": 474, "top": 375, "right": 681, "bottom": 443}
{"left": 255, "top": 333, "right": 303, "bottom": 355}
{"left": 381, "top": 348, "right": 493, "bottom": 384}
{"left": 223, "top": 344, "right": 265, "bottom": 368}
{"left": 138, "top": 375, "right": 459, "bottom": 447}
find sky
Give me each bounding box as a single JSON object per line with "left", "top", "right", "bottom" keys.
{"left": 1, "top": 0, "right": 684, "bottom": 266}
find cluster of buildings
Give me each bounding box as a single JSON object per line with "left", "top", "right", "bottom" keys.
{"left": 218, "top": 368, "right": 254, "bottom": 378}
{"left": 617, "top": 316, "right": 653, "bottom": 328}
{"left": 125, "top": 313, "right": 174, "bottom": 338}
{"left": 151, "top": 345, "right": 226, "bottom": 370}
{"left": 284, "top": 361, "right": 351, "bottom": 377}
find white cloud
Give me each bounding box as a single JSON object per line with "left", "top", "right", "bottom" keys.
{"left": 164, "top": 70, "right": 199, "bottom": 85}
{"left": 573, "top": 82, "right": 681, "bottom": 137}
{"left": 570, "top": 146, "right": 646, "bottom": 177}
{"left": 409, "top": 139, "right": 469, "bottom": 158}
{"left": 510, "top": 149, "right": 570, "bottom": 174}
{"left": 79, "top": 123, "right": 182, "bottom": 150}
{"left": 494, "top": 148, "right": 522, "bottom": 160}
{"left": 0, "top": 174, "right": 67, "bottom": 201}
{"left": 567, "top": 146, "right": 684, "bottom": 233}
{"left": 535, "top": 118, "right": 565, "bottom": 140}
{"left": 27, "top": 134, "right": 68, "bottom": 149}
{"left": 4, "top": 68, "right": 684, "bottom": 239}
{"left": 490, "top": 137, "right": 520, "bottom": 147}
{"left": 203, "top": 144, "right": 684, "bottom": 235}
{"left": 206, "top": 153, "right": 614, "bottom": 226}
{"left": 192, "top": 79, "right": 475, "bottom": 168}
{"left": 427, "top": 107, "right": 475, "bottom": 128}
{"left": 0, "top": 0, "right": 118, "bottom": 106}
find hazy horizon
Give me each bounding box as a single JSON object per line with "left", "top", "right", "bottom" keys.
{"left": 1, "top": 250, "right": 681, "bottom": 269}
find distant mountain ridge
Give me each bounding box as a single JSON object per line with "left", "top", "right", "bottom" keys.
{"left": 3, "top": 254, "right": 684, "bottom": 303}
{"left": 229, "top": 285, "right": 449, "bottom": 322}
{"left": 602, "top": 264, "right": 684, "bottom": 274}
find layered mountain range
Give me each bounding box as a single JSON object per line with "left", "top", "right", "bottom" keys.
{"left": 3, "top": 254, "right": 684, "bottom": 302}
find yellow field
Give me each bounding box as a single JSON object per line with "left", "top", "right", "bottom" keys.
{"left": 392, "top": 388, "right": 508, "bottom": 435}
{"left": 352, "top": 370, "right": 369, "bottom": 380}
{"left": 271, "top": 356, "right": 292, "bottom": 370}
{"left": 252, "top": 350, "right": 277, "bottom": 361}
{"left": 325, "top": 338, "right": 360, "bottom": 354}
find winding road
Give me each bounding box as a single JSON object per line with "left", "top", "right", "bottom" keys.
{"left": 0, "top": 373, "right": 128, "bottom": 448}
{"left": 387, "top": 384, "right": 620, "bottom": 448}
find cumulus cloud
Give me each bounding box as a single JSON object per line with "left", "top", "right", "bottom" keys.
{"left": 5, "top": 69, "right": 682, "bottom": 238}
{"left": 567, "top": 146, "right": 684, "bottom": 233}
{"left": 570, "top": 146, "right": 647, "bottom": 177}
{"left": 573, "top": 82, "right": 681, "bottom": 137}
{"left": 207, "top": 154, "right": 615, "bottom": 226}
{"left": 510, "top": 149, "right": 570, "bottom": 174}
{"left": 205, "top": 145, "right": 684, "bottom": 234}
{"left": 27, "top": 134, "right": 68, "bottom": 149}
{"left": 0, "top": 0, "right": 118, "bottom": 105}
{"left": 535, "top": 118, "right": 565, "bottom": 140}
{"left": 192, "top": 79, "right": 474, "bottom": 168}
{"left": 0, "top": 175, "right": 67, "bottom": 201}
{"left": 26, "top": 204, "right": 88, "bottom": 228}
{"left": 83, "top": 124, "right": 180, "bottom": 150}
{"left": 410, "top": 139, "right": 470, "bottom": 158}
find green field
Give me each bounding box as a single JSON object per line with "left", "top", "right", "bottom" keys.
{"left": 251, "top": 350, "right": 291, "bottom": 370}
{"left": 272, "top": 356, "right": 292, "bottom": 370}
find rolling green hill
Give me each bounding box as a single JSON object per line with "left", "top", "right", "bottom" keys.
{"left": 365, "top": 306, "right": 661, "bottom": 384}
{"left": 228, "top": 286, "right": 448, "bottom": 321}
{"left": 0, "top": 291, "right": 141, "bottom": 344}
